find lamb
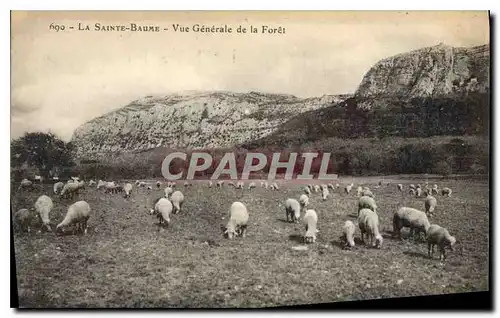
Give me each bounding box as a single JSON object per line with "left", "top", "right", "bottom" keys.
{"left": 298, "top": 194, "right": 309, "bottom": 208}
{"left": 356, "top": 186, "right": 363, "bottom": 196}
{"left": 170, "top": 191, "right": 185, "bottom": 214}
{"left": 397, "top": 183, "right": 403, "bottom": 192}
{"left": 345, "top": 183, "right": 353, "bottom": 194}
{"left": 321, "top": 188, "right": 330, "bottom": 201}
{"left": 358, "top": 208, "right": 383, "bottom": 248}
{"left": 361, "top": 189, "right": 375, "bottom": 198}
{"left": 150, "top": 197, "right": 172, "bottom": 227}
{"left": 14, "top": 208, "right": 36, "bottom": 233}
{"left": 441, "top": 187, "right": 452, "bottom": 197}
{"left": 304, "top": 186, "right": 311, "bottom": 195}
{"left": 53, "top": 182, "right": 64, "bottom": 195}
{"left": 341, "top": 220, "right": 356, "bottom": 249}
{"left": 424, "top": 195, "right": 437, "bottom": 216}
{"left": 223, "top": 201, "right": 249, "bottom": 239}
{"left": 123, "top": 183, "right": 133, "bottom": 198}
{"left": 56, "top": 201, "right": 91, "bottom": 235}
{"left": 303, "top": 209, "right": 319, "bottom": 243}
{"left": 60, "top": 182, "right": 81, "bottom": 199}
{"left": 104, "top": 183, "right": 123, "bottom": 194}
{"left": 358, "top": 196, "right": 377, "bottom": 216}
{"left": 248, "top": 182, "right": 256, "bottom": 189}
{"left": 313, "top": 185, "right": 321, "bottom": 193}
{"left": 426, "top": 224, "right": 457, "bottom": 261}
{"left": 164, "top": 187, "right": 173, "bottom": 198}
{"left": 284, "top": 198, "right": 301, "bottom": 223}
{"left": 393, "top": 207, "right": 431, "bottom": 241}
{"left": 156, "top": 181, "right": 161, "bottom": 189}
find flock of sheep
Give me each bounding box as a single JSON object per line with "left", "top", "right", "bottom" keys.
{"left": 14, "top": 176, "right": 458, "bottom": 262}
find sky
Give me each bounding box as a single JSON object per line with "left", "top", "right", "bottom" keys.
{"left": 10, "top": 11, "right": 490, "bottom": 141}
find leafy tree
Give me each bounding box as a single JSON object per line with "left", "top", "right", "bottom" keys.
{"left": 10, "top": 132, "right": 75, "bottom": 178}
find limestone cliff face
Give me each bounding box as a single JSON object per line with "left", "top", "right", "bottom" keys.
{"left": 71, "top": 91, "right": 348, "bottom": 158}
{"left": 355, "top": 43, "right": 489, "bottom": 109}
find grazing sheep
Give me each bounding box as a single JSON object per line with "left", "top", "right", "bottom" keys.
{"left": 150, "top": 197, "right": 172, "bottom": 227}
{"left": 184, "top": 182, "right": 190, "bottom": 188}
{"left": 236, "top": 181, "right": 244, "bottom": 189}
{"left": 416, "top": 188, "right": 423, "bottom": 197}
{"left": 298, "top": 194, "right": 309, "bottom": 208}
{"left": 170, "top": 191, "right": 185, "bottom": 214}
{"left": 304, "top": 186, "right": 311, "bottom": 195}
{"left": 71, "top": 177, "right": 80, "bottom": 182}
{"left": 361, "top": 189, "right": 375, "bottom": 198}
{"left": 208, "top": 181, "right": 213, "bottom": 188}
{"left": 426, "top": 224, "right": 457, "bottom": 261}
{"left": 327, "top": 183, "right": 335, "bottom": 191}
{"left": 156, "top": 181, "right": 161, "bottom": 189}
{"left": 264, "top": 181, "right": 269, "bottom": 189}
{"left": 441, "top": 187, "right": 452, "bottom": 197}
{"left": 53, "top": 182, "right": 64, "bottom": 195}
{"left": 216, "top": 181, "right": 224, "bottom": 188}
{"left": 345, "top": 183, "right": 353, "bottom": 194}
{"left": 397, "top": 184, "right": 403, "bottom": 192}
{"left": 393, "top": 207, "right": 431, "bottom": 241}
{"left": 321, "top": 188, "right": 330, "bottom": 201}
{"left": 88, "top": 180, "right": 96, "bottom": 186}
{"left": 164, "top": 187, "right": 173, "bottom": 198}
{"left": 409, "top": 184, "right": 416, "bottom": 190}
{"left": 341, "top": 220, "right": 356, "bottom": 249}
{"left": 18, "top": 179, "right": 33, "bottom": 190}
{"left": 223, "top": 201, "right": 249, "bottom": 239}
{"left": 269, "top": 184, "right": 275, "bottom": 190}
{"left": 335, "top": 183, "right": 340, "bottom": 189}
{"left": 431, "top": 184, "right": 439, "bottom": 195}
{"left": 14, "top": 208, "right": 36, "bottom": 233}
{"left": 52, "top": 176, "right": 59, "bottom": 181}
{"left": 307, "top": 184, "right": 313, "bottom": 190}
{"left": 425, "top": 195, "right": 437, "bottom": 216}
{"left": 171, "top": 182, "right": 177, "bottom": 188}
{"left": 356, "top": 186, "right": 363, "bottom": 196}
{"left": 409, "top": 188, "right": 416, "bottom": 196}
{"left": 34, "top": 175, "right": 44, "bottom": 183}
{"left": 313, "top": 185, "right": 321, "bottom": 193}
{"left": 123, "top": 183, "right": 133, "bottom": 198}
{"left": 139, "top": 181, "right": 146, "bottom": 188}
{"left": 56, "top": 201, "right": 91, "bottom": 235}
{"left": 60, "top": 182, "right": 81, "bottom": 199}
{"left": 135, "top": 180, "right": 140, "bottom": 186}
{"left": 272, "top": 182, "right": 279, "bottom": 190}
{"left": 78, "top": 180, "right": 86, "bottom": 189}
{"left": 358, "top": 208, "right": 383, "bottom": 248}
{"left": 358, "top": 196, "right": 377, "bottom": 216}
{"left": 284, "top": 198, "right": 301, "bottom": 223}
{"left": 378, "top": 180, "right": 383, "bottom": 186}
{"left": 320, "top": 184, "right": 328, "bottom": 191}
{"left": 104, "top": 183, "right": 122, "bottom": 194}
{"left": 96, "top": 180, "right": 105, "bottom": 190}
{"left": 248, "top": 182, "right": 256, "bottom": 189}
{"left": 303, "top": 209, "right": 319, "bottom": 244}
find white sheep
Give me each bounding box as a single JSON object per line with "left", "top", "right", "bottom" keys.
{"left": 264, "top": 182, "right": 269, "bottom": 189}
{"left": 170, "top": 191, "right": 185, "bottom": 214}
{"left": 307, "top": 184, "right": 313, "bottom": 190}
{"left": 321, "top": 188, "right": 330, "bottom": 201}
{"left": 327, "top": 183, "right": 335, "bottom": 191}
{"left": 164, "top": 187, "right": 173, "bottom": 198}
{"left": 304, "top": 186, "right": 311, "bottom": 195}
{"left": 78, "top": 180, "right": 86, "bottom": 189}
{"left": 208, "top": 181, "right": 213, "bottom": 188}
{"left": 303, "top": 209, "right": 319, "bottom": 244}
{"left": 441, "top": 187, "right": 452, "bottom": 197}
{"left": 236, "top": 181, "right": 244, "bottom": 189}
{"left": 426, "top": 224, "right": 457, "bottom": 261}
{"left": 284, "top": 198, "right": 301, "bottom": 223}
{"left": 335, "top": 183, "right": 340, "bottom": 189}
{"left": 341, "top": 220, "right": 356, "bottom": 249}
{"left": 358, "top": 196, "right": 377, "bottom": 216}
{"left": 216, "top": 181, "right": 224, "bottom": 188}
{"left": 397, "top": 183, "right": 403, "bottom": 192}
{"left": 393, "top": 207, "right": 431, "bottom": 241}
{"left": 248, "top": 182, "right": 256, "bottom": 189}
{"left": 320, "top": 184, "right": 327, "bottom": 191}
{"left": 14, "top": 208, "right": 35, "bottom": 233}
{"left": 409, "top": 184, "right": 416, "bottom": 190}
{"left": 139, "top": 181, "right": 146, "bottom": 188}
{"left": 269, "top": 184, "right": 276, "bottom": 190}
{"left": 96, "top": 180, "right": 105, "bottom": 189}
{"left": 313, "top": 185, "right": 321, "bottom": 193}
{"left": 223, "top": 201, "right": 249, "bottom": 239}
{"left": 409, "top": 188, "right": 416, "bottom": 195}
{"left": 272, "top": 182, "right": 279, "bottom": 190}
{"left": 150, "top": 197, "right": 172, "bottom": 227}
{"left": 34, "top": 175, "right": 43, "bottom": 183}
{"left": 431, "top": 184, "right": 439, "bottom": 195}
{"left": 361, "top": 189, "right": 375, "bottom": 198}
{"left": 60, "top": 182, "right": 81, "bottom": 199}
{"left": 171, "top": 182, "right": 177, "bottom": 188}
{"left": 184, "top": 181, "right": 191, "bottom": 188}
{"left": 88, "top": 180, "right": 96, "bottom": 186}
{"left": 123, "top": 183, "right": 133, "bottom": 198}
{"left": 416, "top": 188, "right": 423, "bottom": 197}
{"left": 358, "top": 208, "right": 383, "bottom": 248}
{"left": 53, "top": 182, "right": 64, "bottom": 195}
{"left": 424, "top": 195, "right": 437, "bottom": 216}
{"left": 135, "top": 180, "right": 140, "bottom": 186}
{"left": 71, "top": 176, "right": 80, "bottom": 182}
{"left": 356, "top": 186, "right": 363, "bottom": 196}
{"left": 56, "top": 201, "right": 91, "bottom": 235}
{"left": 345, "top": 183, "right": 353, "bottom": 194}
{"left": 299, "top": 194, "right": 309, "bottom": 208}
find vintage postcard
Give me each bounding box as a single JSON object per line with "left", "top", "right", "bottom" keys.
{"left": 10, "top": 11, "right": 490, "bottom": 308}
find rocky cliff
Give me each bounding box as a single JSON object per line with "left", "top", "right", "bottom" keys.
{"left": 71, "top": 91, "right": 350, "bottom": 158}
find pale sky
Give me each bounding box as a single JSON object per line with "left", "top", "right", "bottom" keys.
{"left": 10, "top": 11, "right": 490, "bottom": 141}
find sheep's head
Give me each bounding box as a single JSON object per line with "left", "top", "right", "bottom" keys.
{"left": 375, "top": 235, "right": 383, "bottom": 248}
{"left": 447, "top": 236, "right": 457, "bottom": 250}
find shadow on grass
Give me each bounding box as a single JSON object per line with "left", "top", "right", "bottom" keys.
{"left": 403, "top": 250, "right": 430, "bottom": 260}
{"left": 288, "top": 234, "right": 304, "bottom": 243}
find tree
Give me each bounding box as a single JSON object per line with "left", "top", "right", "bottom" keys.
{"left": 10, "top": 132, "right": 75, "bottom": 178}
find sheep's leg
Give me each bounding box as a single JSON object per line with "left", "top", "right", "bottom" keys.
{"left": 428, "top": 243, "right": 433, "bottom": 258}
{"left": 360, "top": 232, "right": 365, "bottom": 245}
{"left": 240, "top": 226, "right": 247, "bottom": 238}
{"left": 285, "top": 210, "right": 289, "bottom": 222}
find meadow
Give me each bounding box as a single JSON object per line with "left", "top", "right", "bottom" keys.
{"left": 11, "top": 177, "right": 489, "bottom": 308}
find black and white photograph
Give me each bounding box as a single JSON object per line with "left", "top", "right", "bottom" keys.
{"left": 9, "top": 10, "right": 491, "bottom": 308}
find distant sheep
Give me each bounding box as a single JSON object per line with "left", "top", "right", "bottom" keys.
{"left": 88, "top": 180, "right": 96, "bottom": 186}
{"left": 248, "top": 182, "right": 256, "bottom": 189}
{"left": 170, "top": 191, "right": 185, "bottom": 214}
{"left": 299, "top": 194, "right": 309, "bottom": 208}
{"left": 426, "top": 224, "right": 457, "bottom": 261}
{"left": 321, "top": 188, "right": 330, "bottom": 201}
{"left": 358, "top": 208, "right": 383, "bottom": 248}
{"left": 303, "top": 209, "right": 319, "bottom": 244}
{"left": 345, "top": 183, "right": 353, "bottom": 195}
{"left": 53, "top": 182, "right": 64, "bottom": 195}
{"left": 431, "top": 184, "right": 439, "bottom": 195}
{"left": 150, "top": 197, "right": 172, "bottom": 227}
{"left": 416, "top": 188, "right": 423, "bottom": 197}
{"left": 304, "top": 186, "right": 311, "bottom": 195}
{"left": 164, "top": 186, "right": 173, "bottom": 198}
{"left": 56, "top": 201, "right": 91, "bottom": 235}
{"left": 18, "top": 179, "right": 33, "bottom": 190}
{"left": 208, "top": 181, "right": 213, "bottom": 188}
{"left": 264, "top": 181, "right": 269, "bottom": 189}
{"left": 393, "top": 207, "right": 431, "bottom": 241}
{"left": 358, "top": 196, "right": 377, "bottom": 216}
{"left": 425, "top": 195, "right": 437, "bottom": 216}
{"left": 409, "top": 188, "right": 416, "bottom": 196}
{"left": 156, "top": 181, "right": 161, "bottom": 189}
{"left": 236, "top": 181, "right": 244, "bottom": 189}
{"left": 327, "top": 183, "right": 335, "bottom": 191}
{"left": 409, "top": 184, "right": 416, "bottom": 190}
{"left": 34, "top": 175, "right": 44, "bottom": 183}
{"left": 139, "top": 181, "right": 146, "bottom": 188}
{"left": 397, "top": 184, "right": 403, "bottom": 192}
{"left": 356, "top": 186, "right": 363, "bottom": 196}
{"left": 60, "top": 182, "right": 81, "bottom": 199}
{"left": 361, "top": 189, "right": 375, "bottom": 198}
{"left": 341, "top": 220, "right": 356, "bottom": 249}
{"left": 216, "top": 181, "right": 224, "bottom": 188}
{"left": 313, "top": 185, "right": 321, "bottom": 193}
{"left": 272, "top": 182, "right": 279, "bottom": 190}
{"left": 223, "top": 201, "right": 249, "bottom": 239}
{"left": 14, "top": 208, "right": 36, "bottom": 233}
{"left": 284, "top": 198, "right": 301, "bottom": 223}
{"left": 123, "top": 183, "right": 133, "bottom": 198}
{"left": 441, "top": 187, "right": 452, "bottom": 197}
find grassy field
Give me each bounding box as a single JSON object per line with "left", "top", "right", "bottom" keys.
{"left": 12, "top": 177, "right": 489, "bottom": 308}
